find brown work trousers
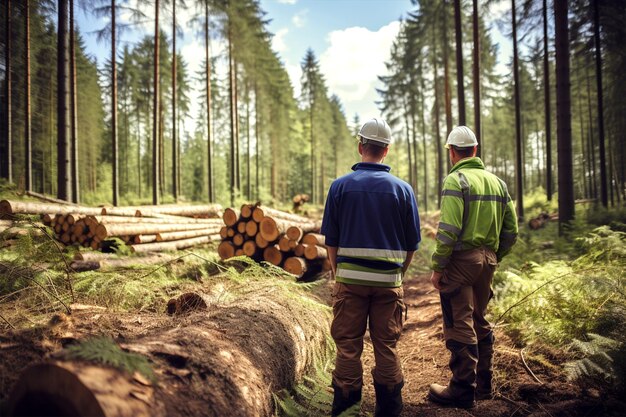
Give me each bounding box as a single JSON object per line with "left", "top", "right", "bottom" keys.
{"left": 439, "top": 247, "right": 497, "bottom": 345}
{"left": 330, "top": 282, "right": 405, "bottom": 394}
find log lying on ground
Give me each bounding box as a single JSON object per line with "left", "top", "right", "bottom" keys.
{"left": 252, "top": 206, "right": 316, "bottom": 224}
{"left": 102, "top": 204, "right": 223, "bottom": 219}
{"left": 91, "top": 215, "right": 223, "bottom": 226}
{"left": 259, "top": 218, "right": 319, "bottom": 242}
{"left": 302, "top": 233, "right": 325, "bottom": 246}
{"left": 166, "top": 292, "right": 213, "bottom": 315}
{"left": 304, "top": 245, "right": 328, "bottom": 261}
{"left": 283, "top": 256, "right": 322, "bottom": 279}
{"left": 130, "top": 235, "right": 217, "bottom": 253}
{"left": 263, "top": 245, "right": 284, "bottom": 266}
{"left": 0, "top": 200, "right": 103, "bottom": 217}
{"left": 156, "top": 228, "right": 222, "bottom": 242}
{"left": 133, "top": 234, "right": 157, "bottom": 244}
{"left": 8, "top": 289, "right": 332, "bottom": 417}
{"left": 286, "top": 226, "right": 304, "bottom": 242}
{"left": 223, "top": 208, "right": 240, "bottom": 227}
{"left": 218, "top": 240, "right": 236, "bottom": 259}
{"left": 70, "top": 255, "right": 176, "bottom": 272}
{"left": 95, "top": 222, "right": 211, "bottom": 240}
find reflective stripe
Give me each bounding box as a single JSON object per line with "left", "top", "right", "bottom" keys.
{"left": 436, "top": 232, "right": 456, "bottom": 246}
{"left": 469, "top": 194, "right": 509, "bottom": 204}
{"left": 442, "top": 189, "right": 464, "bottom": 198}
{"left": 457, "top": 172, "right": 471, "bottom": 239}
{"left": 439, "top": 222, "right": 462, "bottom": 236}
{"left": 338, "top": 247, "right": 407, "bottom": 260}
{"left": 336, "top": 268, "right": 402, "bottom": 283}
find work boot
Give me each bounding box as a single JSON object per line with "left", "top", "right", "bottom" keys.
{"left": 373, "top": 381, "right": 404, "bottom": 417}
{"left": 476, "top": 332, "right": 495, "bottom": 400}
{"left": 428, "top": 340, "right": 478, "bottom": 409}
{"left": 331, "top": 383, "right": 362, "bottom": 416}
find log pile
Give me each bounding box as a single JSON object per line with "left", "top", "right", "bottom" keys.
{"left": 217, "top": 204, "right": 330, "bottom": 279}
{"left": 1, "top": 199, "right": 223, "bottom": 253}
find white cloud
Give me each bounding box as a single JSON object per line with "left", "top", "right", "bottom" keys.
{"left": 277, "top": 0, "right": 298, "bottom": 4}
{"left": 319, "top": 21, "right": 401, "bottom": 106}
{"left": 292, "top": 9, "right": 308, "bottom": 28}
{"left": 272, "top": 28, "right": 289, "bottom": 54}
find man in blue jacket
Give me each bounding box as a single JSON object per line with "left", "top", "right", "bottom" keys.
{"left": 322, "top": 118, "right": 421, "bottom": 417}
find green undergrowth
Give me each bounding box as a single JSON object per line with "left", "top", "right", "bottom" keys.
{"left": 492, "top": 225, "right": 626, "bottom": 393}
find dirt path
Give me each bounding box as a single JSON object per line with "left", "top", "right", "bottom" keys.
{"left": 353, "top": 273, "right": 617, "bottom": 417}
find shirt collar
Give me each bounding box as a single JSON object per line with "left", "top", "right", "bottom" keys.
{"left": 450, "top": 157, "right": 485, "bottom": 173}
{"left": 351, "top": 162, "right": 392, "bottom": 172}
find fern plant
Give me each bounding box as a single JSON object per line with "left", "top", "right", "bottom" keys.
{"left": 565, "top": 333, "right": 625, "bottom": 393}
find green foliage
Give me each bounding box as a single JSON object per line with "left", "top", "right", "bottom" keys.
{"left": 64, "top": 337, "right": 155, "bottom": 382}
{"left": 565, "top": 333, "right": 626, "bottom": 394}
{"left": 493, "top": 226, "right": 626, "bottom": 390}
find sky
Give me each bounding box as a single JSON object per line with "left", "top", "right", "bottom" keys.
{"left": 75, "top": 0, "right": 514, "bottom": 132}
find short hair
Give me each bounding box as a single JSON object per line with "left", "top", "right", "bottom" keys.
{"left": 451, "top": 145, "right": 476, "bottom": 158}
{"left": 360, "top": 140, "right": 387, "bottom": 159}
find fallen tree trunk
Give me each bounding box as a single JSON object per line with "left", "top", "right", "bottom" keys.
{"left": 156, "top": 228, "right": 222, "bottom": 242}
{"left": 70, "top": 255, "right": 175, "bottom": 272}
{"left": 252, "top": 206, "right": 316, "bottom": 224}
{"left": 0, "top": 200, "right": 102, "bottom": 217}
{"left": 218, "top": 241, "right": 236, "bottom": 260}
{"left": 7, "top": 288, "right": 331, "bottom": 417}
{"left": 259, "top": 218, "right": 319, "bottom": 243}
{"left": 302, "top": 233, "right": 325, "bottom": 246}
{"left": 263, "top": 245, "right": 284, "bottom": 266}
{"left": 304, "top": 245, "right": 328, "bottom": 261}
{"left": 103, "top": 204, "right": 223, "bottom": 219}
{"left": 130, "top": 235, "right": 217, "bottom": 253}
{"left": 99, "top": 207, "right": 141, "bottom": 217}
{"left": 91, "top": 215, "right": 222, "bottom": 226}
{"left": 222, "top": 208, "right": 240, "bottom": 227}
{"left": 96, "top": 222, "right": 210, "bottom": 240}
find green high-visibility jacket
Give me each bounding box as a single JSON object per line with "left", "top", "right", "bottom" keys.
{"left": 432, "top": 157, "right": 518, "bottom": 272}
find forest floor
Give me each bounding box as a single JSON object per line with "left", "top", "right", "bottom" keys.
{"left": 1, "top": 256, "right": 625, "bottom": 416}
{"left": 317, "top": 272, "right": 625, "bottom": 417}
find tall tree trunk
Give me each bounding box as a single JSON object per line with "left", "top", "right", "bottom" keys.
{"left": 234, "top": 63, "right": 240, "bottom": 193}
{"left": 404, "top": 100, "right": 413, "bottom": 188}
{"left": 205, "top": 3, "right": 213, "bottom": 203}
{"left": 433, "top": 23, "right": 443, "bottom": 207}
{"left": 443, "top": 1, "right": 453, "bottom": 172}
{"left": 70, "top": 0, "right": 79, "bottom": 203}
{"left": 228, "top": 19, "right": 236, "bottom": 207}
{"left": 255, "top": 82, "right": 260, "bottom": 200}
{"left": 512, "top": 0, "right": 524, "bottom": 219}
{"left": 543, "top": 0, "right": 552, "bottom": 200}
{"left": 585, "top": 64, "right": 597, "bottom": 199}
{"left": 592, "top": 0, "right": 607, "bottom": 207}
{"left": 577, "top": 82, "right": 589, "bottom": 198}
{"left": 25, "top": 0, "right": 32, "bottom": 192}
{"left": 159, "top": 96, "right": 164, "bottom": 198}
{"left": 454, "top": 0, "right": 466, "bottom": 125}
{"left": 3, "top": 0, "right": 12, "bottom": 183}
{"left": 246, "top": 84, "right": 251, "bottom": 200}
{"left": 555, "top": 0, "right": 575, "bottom": 228}
{"left": 111, "top": 0, "right": 119, "bottom": 205}
{"left": 172, "top": 0, "right": 178, "bottom": 201}
{"left": 310, "top": 103, "right": 315, "bottom": 204}
{"left": 152, "top": 1, "right": 160, "bottom": 205}
{"left": 472, "top": 0, "right": 480, "bottom": 155}
{"left": 57, "top": 0, "right": 71, "bottom": 201}
{"left": 420, "top": 73, "right": 428, "bottom": 213}
{"left": 137, "top": 112, "right": 141, "bottom": 197}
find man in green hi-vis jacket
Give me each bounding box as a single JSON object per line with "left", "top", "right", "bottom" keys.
{"left": 429, "top": 126, "right": 518, "bottom": 409}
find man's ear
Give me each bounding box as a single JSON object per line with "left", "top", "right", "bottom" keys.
{"left": 358, "top": 142, "right": 363, "bottom": 156}
{"left": 383, "top": 146, "right": 389, "bottom": 158}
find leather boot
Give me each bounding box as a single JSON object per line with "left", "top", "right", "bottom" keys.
{"left": 373, "top": 381, "right": 404, "bottom": 417}
{"left": 428, "top": 340, "right": 478, "bottom": 409}
{"left": 476, "top": 332, "right": 495, "bottom": 400}
{"left": 331, "top": 383, "right": 362, "bottom": 416}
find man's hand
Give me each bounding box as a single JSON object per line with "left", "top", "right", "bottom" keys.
{"left": 430, "top": 271, "right": 443, "bottom": 290}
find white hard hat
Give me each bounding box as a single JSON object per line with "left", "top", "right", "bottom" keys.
{"left": 445, "top": 126, "right": 478, "bottom": 149}
{"left": 358, "top": 118, "right": 391, "bottom": 147}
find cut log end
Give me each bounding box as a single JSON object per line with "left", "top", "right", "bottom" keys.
{"left": 263, "top": 246, "right": 283, "bottom": 266}
{"left": 218, "top": 241, "right": 236, "bottom": 260}
{"left": 167, "top": 292, "right": 210, "bottom": 315}
{"left": 222, "top": 208, "right": 240, "bottom": 227}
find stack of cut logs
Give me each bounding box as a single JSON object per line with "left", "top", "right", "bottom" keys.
{"left": 0, "top": 199, "right": 223, "bottom": 253}
{"left": 217, "top": 204, "right": 330, "bottom": 279}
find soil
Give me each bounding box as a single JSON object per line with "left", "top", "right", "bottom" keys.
{"left": 349, "top": 273, "right": 626, "bottom": 416}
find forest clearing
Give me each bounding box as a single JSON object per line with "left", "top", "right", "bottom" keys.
{"left": 1, "top": 0, "right": 626, "bottom": 416}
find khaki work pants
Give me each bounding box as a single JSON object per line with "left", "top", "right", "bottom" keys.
{"left": 439, "top": 247, "right": 497, "bottom": 345}
{"left": 331, "top": 282, "right": 405, "bottom": 394}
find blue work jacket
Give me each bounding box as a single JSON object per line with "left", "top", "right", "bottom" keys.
{"left": 321, "top": 162, "right": 421, "bottom": 287}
